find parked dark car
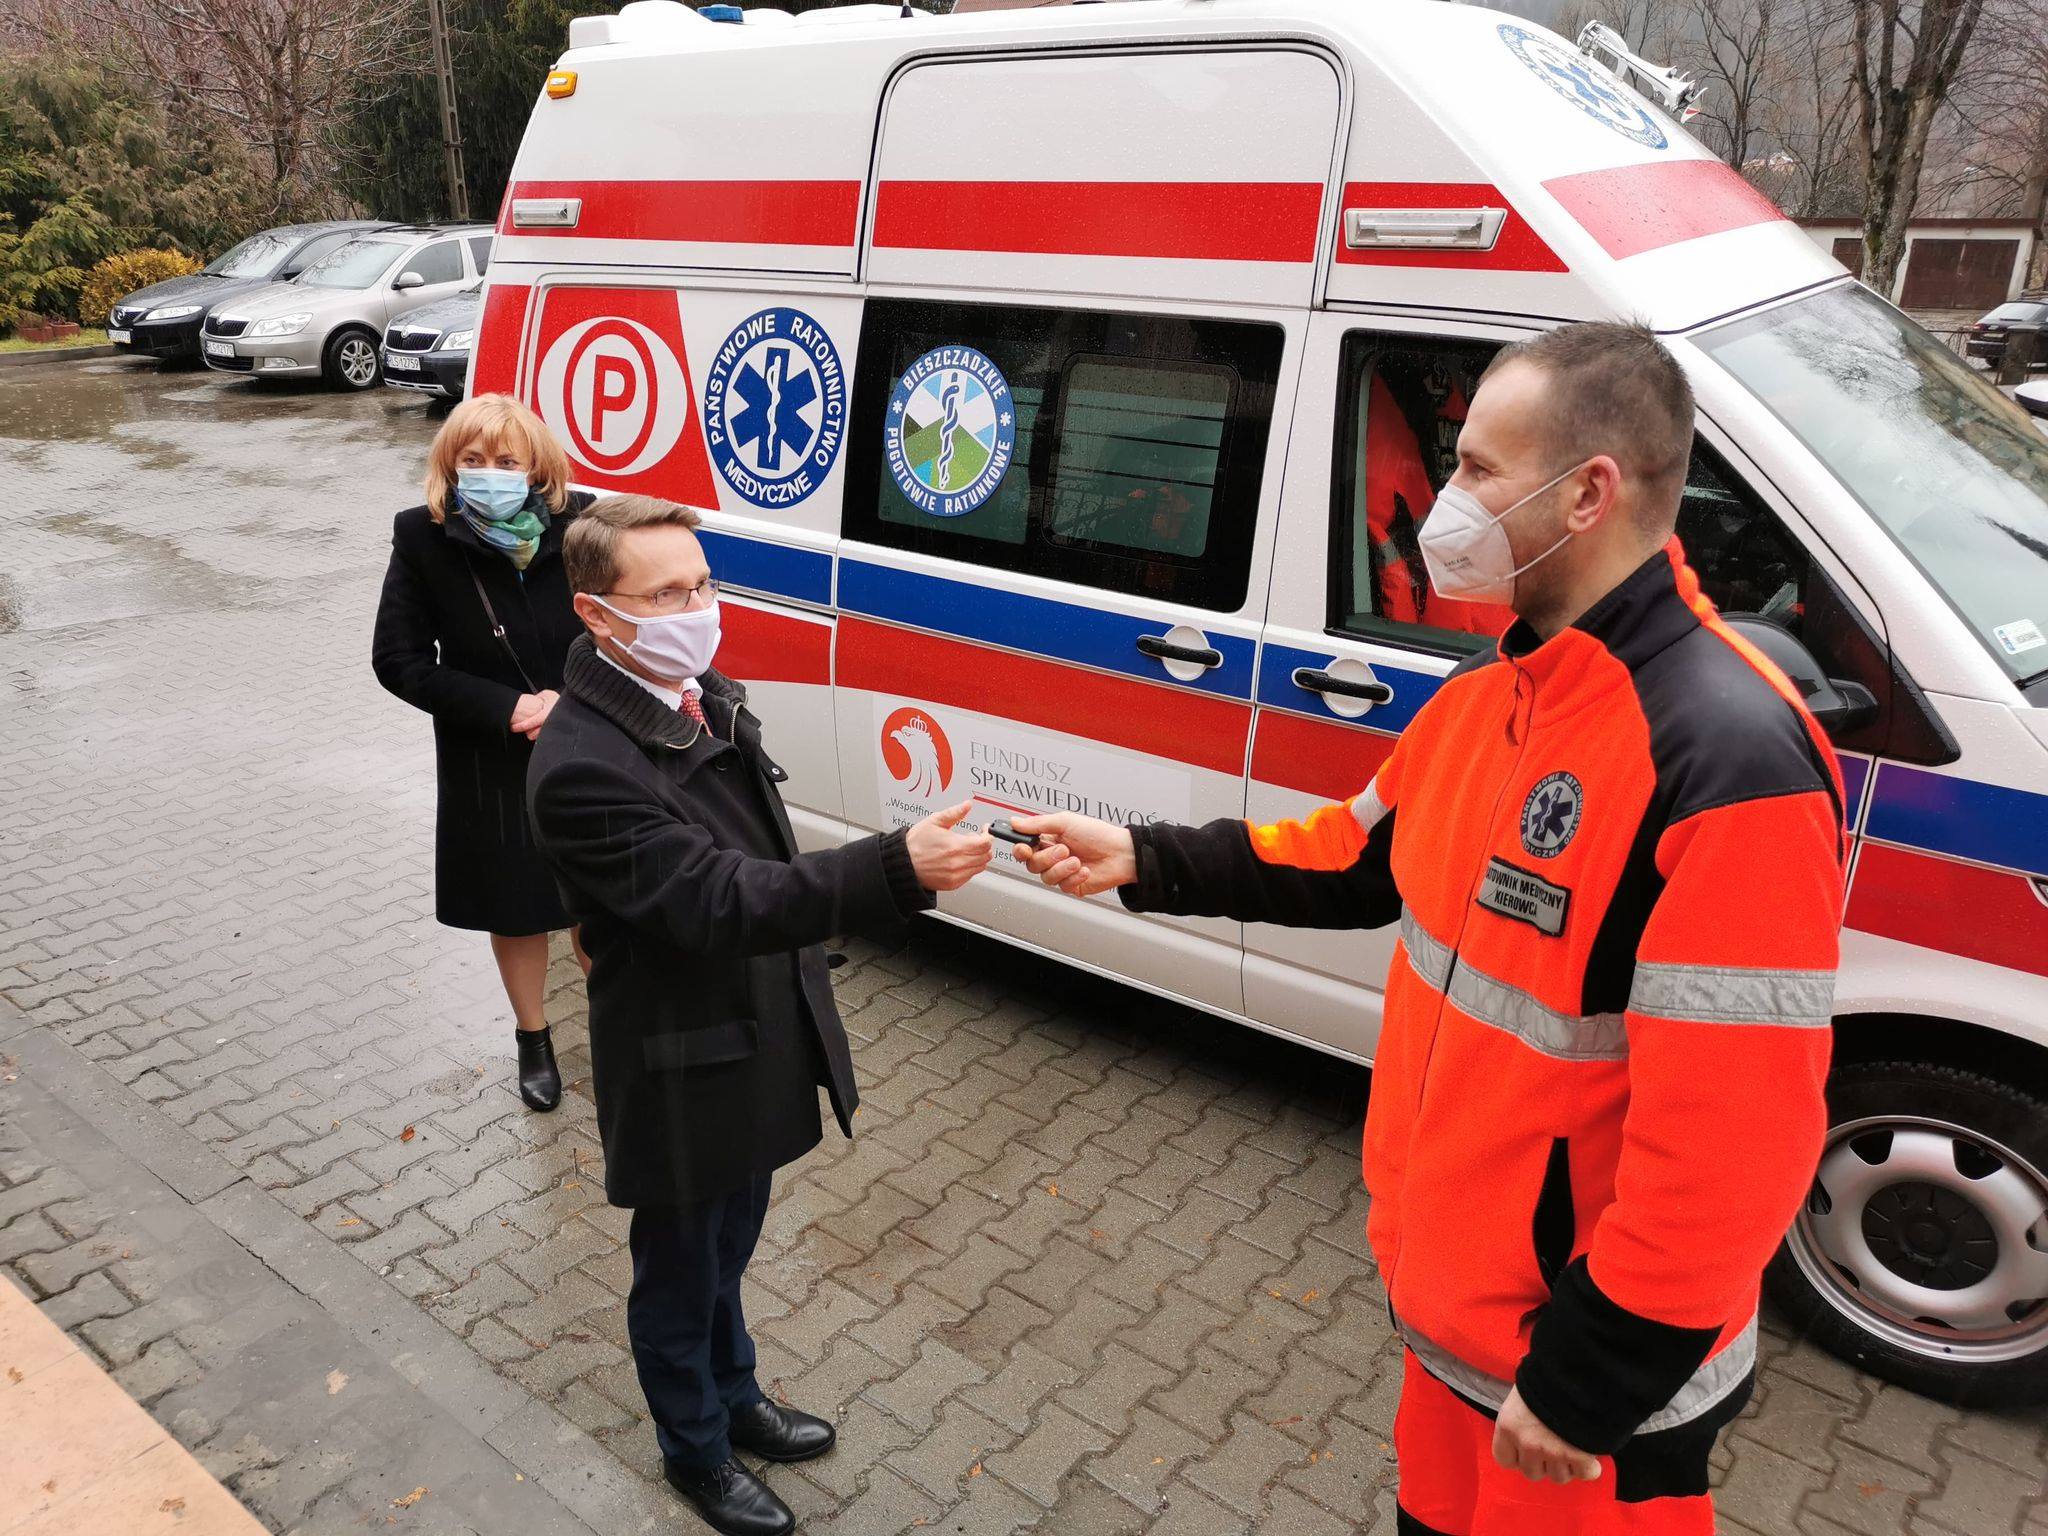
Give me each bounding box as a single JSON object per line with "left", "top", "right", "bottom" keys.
{"left": 381, "top": 283, "right": 482, "bottom": 403}
{"left": 106, "top": 221, "right": 386, "bottom": 364}
{"left": 2016, "top": 376, "right": 2048, "bottom": 421}
{"left": 1965, "top": 294, "right": 2048, "bottom": 369}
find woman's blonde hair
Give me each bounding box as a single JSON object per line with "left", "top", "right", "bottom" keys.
{"left": 424, "top": 393, "right": 573, "bottom": 522}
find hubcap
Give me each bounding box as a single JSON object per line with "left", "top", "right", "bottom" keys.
{"left": 1790, "top": 1114, "right": 2048, "bottom": 1364}
{"left": 340, "top": 339, "right": 376, "bottom": 386}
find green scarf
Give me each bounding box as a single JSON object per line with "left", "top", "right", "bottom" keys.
{"left": 459, "top": 491, "right": 551, "bottom": 571}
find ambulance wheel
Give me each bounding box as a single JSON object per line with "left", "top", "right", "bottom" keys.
{"left": 1768, "top": 1061, "right": 2048, "bottom": 1406}
{"left": 324, "top": 327, "right": 381, "bottom": 390}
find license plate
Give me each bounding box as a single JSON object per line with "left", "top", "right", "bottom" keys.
{"left": 204, "top": 339, "right": 234, "bottom": 358}
{"left": 107, "top": 328, "right": 131, "bottom": 344}
{"left": 386, "top": 353, "right": 421, "bottom": 372}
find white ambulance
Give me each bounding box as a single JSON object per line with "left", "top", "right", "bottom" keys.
{"left": 478, "top": 0, "right": 2048, "bottom": 1403}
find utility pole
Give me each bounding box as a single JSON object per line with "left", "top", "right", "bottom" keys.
{"left": 426, "top": 0, "right": 470, "bottom": 220}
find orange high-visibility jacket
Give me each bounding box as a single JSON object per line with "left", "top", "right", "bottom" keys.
{"left": 1124, "top": 543, "right": 1844, "bottom": 1468}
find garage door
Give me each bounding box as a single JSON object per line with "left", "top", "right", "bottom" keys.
{"left": 1900, "top": 238, "right": 2017, "bottom": 310}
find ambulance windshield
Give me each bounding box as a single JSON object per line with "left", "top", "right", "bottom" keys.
{"left": 1699, "top": 284, "right": 2048, "bottom": 689}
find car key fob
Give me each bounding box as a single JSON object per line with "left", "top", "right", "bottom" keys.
{"left": 987, "top": 819, "right": 1035, "bottom": 846}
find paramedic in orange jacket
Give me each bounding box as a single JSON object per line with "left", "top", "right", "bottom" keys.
{"left": 1012, "top": 323, "right": 1844, "bottom": 1536}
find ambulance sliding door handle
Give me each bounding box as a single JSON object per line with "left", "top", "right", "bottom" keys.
{"left": 1293, "top": 668, "right": 1394, "bottom": 705}
{"left": 1136, "top": 634, "right": 1223, "bottom": 670}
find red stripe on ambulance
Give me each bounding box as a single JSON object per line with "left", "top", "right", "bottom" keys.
{"left": 1847, "top": 843, "right": 2048, "bottom": 980}
{"left": 871, "top": 181, "right": 1325, "bottom": 263}
{"left": 501, "top": 180, "right": 863, "bottom": 248}
{"left": 1541, "top": 159, "right": 1787, "bottom": 260}
{"left": 838, "top": 618, "right": 1249, "bottom": 776}
{"left": 470, "top": 283, "right": 530, "bottom": 396}
{"left": 1250, "top": 710, "right": 1399, "bottom": 804}
{"left": 1335, "top": 182, "right": 1567, "bottom": 273}
{"left": 713, "top": 602, "right": 832, "bottom": 688}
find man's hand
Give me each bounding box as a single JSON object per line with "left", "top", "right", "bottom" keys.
{"left": 511, "top": 690, "right": 558, "bottom": 741}
{"left": 1008, "top": 813, "right": 1137, "bottom": 897}
{"left": 1492, "top": 1387, "right": 1602, "bottom": 1485}
{"left": 907, "top": 801, "right": 993, "bottom": 892}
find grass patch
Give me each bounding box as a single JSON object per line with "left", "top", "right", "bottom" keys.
{"left": 0, "top": 328, "right": 111, "bottom": 354}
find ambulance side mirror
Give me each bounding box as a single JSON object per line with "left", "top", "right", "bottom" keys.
{"left": 1720, "top": 614, "right": 1880, "bottom": 739}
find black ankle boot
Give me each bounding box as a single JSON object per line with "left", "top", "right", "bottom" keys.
{"left": 515, "top": 1026, "right": 561, "bottom": 1112}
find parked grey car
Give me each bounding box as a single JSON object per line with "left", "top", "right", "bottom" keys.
{"left": 382, "top": 284, "right": 482, "bottom": 403}
{"left": 200, "top": 225, "right": 494, "bottom": 389}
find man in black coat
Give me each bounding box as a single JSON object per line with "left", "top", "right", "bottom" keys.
{"left": 527, "top": 494, "right": 992, "bottom": 1536}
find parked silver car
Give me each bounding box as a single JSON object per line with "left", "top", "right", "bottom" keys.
{"left": 200, "top": 224, "right": 494, "bottom": 390}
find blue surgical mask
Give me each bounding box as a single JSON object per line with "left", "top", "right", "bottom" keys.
{"left": 455, "top": 466, "right": 533, "bottom": 520}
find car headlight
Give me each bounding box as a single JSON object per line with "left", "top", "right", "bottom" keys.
{"left": 143, "top": 303, "right": 202, "bottom": 322}
{"left": 439, "top": 329, "right": 475, "bottom": 351}
{"left": 248, "top": 313, "right": 313, "bottom": 338}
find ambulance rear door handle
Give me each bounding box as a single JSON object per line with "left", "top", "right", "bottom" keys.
{"left": 1136, "top": 634, "right": 1223, "bottom": 670}
{"left": 1294, "top": 668, "right": 1394, "bottom": 705}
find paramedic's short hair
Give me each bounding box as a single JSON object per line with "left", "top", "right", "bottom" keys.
{"left": 564, "top": 495, "right": 704, "bottom": 596}
{"left": 1487, "top": 322, "right": 1694, "bottom": 528}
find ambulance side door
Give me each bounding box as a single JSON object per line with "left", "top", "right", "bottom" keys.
{"left": 833, "top": 296, "right": 1297, "bottom": 1016}
{"left": 1248, "top": 320, "right": 1520, "bottom": 1058}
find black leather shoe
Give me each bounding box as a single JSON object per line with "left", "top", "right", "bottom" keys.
{"left": 729, "top": 1398, "right": 836, "bottom": 1464}
{"left": 515, "top": 1026, "right": 561, "bottom": 1112}
{"left": 663, "top": 1456, "right": 793, "bottom": 1535}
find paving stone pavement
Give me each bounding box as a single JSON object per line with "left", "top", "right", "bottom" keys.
{"left": 2, "top": 360, "right": 2044, "bottom": 1536}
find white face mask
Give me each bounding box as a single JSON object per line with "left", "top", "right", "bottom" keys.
{"left": 592, "top": 597, "right": 722, "bottom": 686}
{"left": 1418, "top": 464, "right": 1585, "bottom": 605}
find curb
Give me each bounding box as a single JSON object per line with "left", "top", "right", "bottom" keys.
{"left": 0, "top": 344, "right": 122, "bottom": 371}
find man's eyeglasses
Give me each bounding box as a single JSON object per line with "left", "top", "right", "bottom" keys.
{"left": 600, "top": 577, "right": 720, "bottom": 615}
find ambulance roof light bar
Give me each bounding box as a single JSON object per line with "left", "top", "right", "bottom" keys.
{"left": 1575, "top": 22, "right": 1704, "bottom": 122}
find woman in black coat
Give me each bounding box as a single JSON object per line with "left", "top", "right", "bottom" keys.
{"left": 371, "top": 393, "right": 593, "bottom": 1111}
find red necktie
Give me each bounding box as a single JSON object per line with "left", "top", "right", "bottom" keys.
{"left": 678, "top": 690, "right": 710, "bottom": 734}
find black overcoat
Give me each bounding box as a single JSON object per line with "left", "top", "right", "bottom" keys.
{"left": 371, "top": 494, "right": 592, "bottom": 935}
{"left": 527, "top": 636, "right": 932, "bottom": 1205}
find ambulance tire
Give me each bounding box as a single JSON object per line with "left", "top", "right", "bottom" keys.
{"left": 323, "top": 327, "right": 382, "bottom": 391}
{"left": 1767, "top": 1061, "right": 2048, "bottom": 1407}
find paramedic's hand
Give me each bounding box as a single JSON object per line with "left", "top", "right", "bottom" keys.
{"left": 1493, "top": 1387, "right": 1603, "bottom": 1485}
{"left": 908, "top": 801, "right": 993, "bottom": 892}
{"left": 1009, "top": 813, "right": 1136, "bottom": 897}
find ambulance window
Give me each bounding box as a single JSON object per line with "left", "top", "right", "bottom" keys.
{"left": 1044, "top": 358, "right": 1233, "bottom": 562}
{"left": 846, "top": 299, "right": 1283, "bottom": 611}
{"left": 1677, "top": 447, "right": 1811, "bottom": 629}
{"left": 1329, "top": 335, "right": 1510, "bottom": 654}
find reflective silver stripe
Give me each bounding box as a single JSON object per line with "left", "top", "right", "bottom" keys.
{"left": 1394, "top": 1312, "right": 1759, "bottom": 1433}
{"left": 1351, "top": 782, "right": 1390, "bottom": 835}
{"left": 1396, "top": 1315, "right": 1512, "bottom": 1409}
{"left": 1638, "top": 1315, "right": 1758, "bottom": 1432}
{"left": 1450, "top": 962, "right": 1630, "bottom": 1062}
{"left": 1399, "top": 906, "right": 1454, "bottom": 992}
{"left": 1629, "top": 961, "right": 1837, "bottom": 1028}
{"left": 1398, "top": 909, "right": 1628, "bottom": 1063}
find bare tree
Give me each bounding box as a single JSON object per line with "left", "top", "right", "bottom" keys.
{"left": 1848, "top": 0, "right": 1990, "bottom": 293}
{"left": 1932, "top": 0, "right": 2048, "bottom": 280}
{"left": 1677, "top": 0, "right": 1777, "bottom": 174}
{"left": 56, "top": 0, "right": 420, "bottom": 216}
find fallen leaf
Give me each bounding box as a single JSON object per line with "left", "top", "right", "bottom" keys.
{"left": 337, "top": 1217, "right": 362, "bottom": 1228}
{"left": 391, "top": 1487, "right": 428, "bottom": 1509}
{"left": 331, "top": 1120, "right": 340, "bottom": 1130}
{"left": 563, "top": 1181, "right": 581, "bottom": 1192}
{"left": 1045, "top": 1183, "right": 1058, "bottom": 1198}
{"left": 399, "top": 1125, "right": 416, "bottom": 1143}
{"left": 1268, "top": 1289, "right": 1287, "bottom": 1300}
{"left": 326, "top": 1369, "right": 348, "bottom": 1395}
{"left": 1301, "top": 1289, "right": 1321, "bottom": 1304}
{"left": 514, "top": 1474, "right": 525, "bottom": 1482}
{"left": 1271, "top": 1414, "right": 1303, "bottom": 1428}
{"left": 968, "top": 1463, "right": 983, "bottom": 1478}
{"left": 1858, "top": 1482, "right": 1888, "bottom": 1498}
{"left": 1151, "top": 1457, "right": 1165, "bottom": 1466}
{"left": 1089, "top": 1228, "right": 1109, "bottom": 1241}
{"left": 159, "top": 1497, "right": 185, "bottom": 1514}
